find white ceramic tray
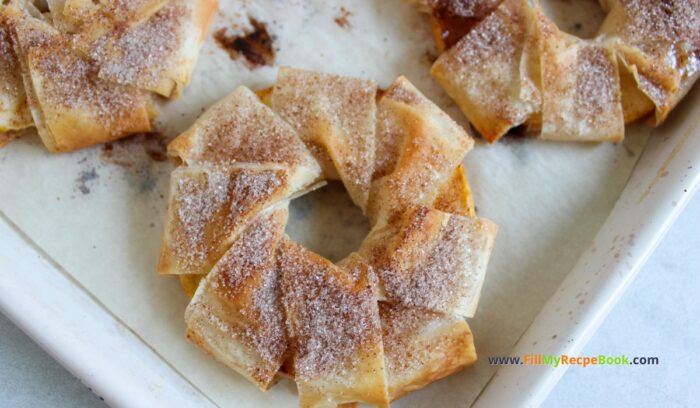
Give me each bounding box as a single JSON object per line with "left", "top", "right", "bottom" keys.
{"left": 1, "top": 1, "right": 699, "bottom": 407}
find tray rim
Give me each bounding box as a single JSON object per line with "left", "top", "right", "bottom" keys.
{"left": 0, "top": 214, "right": 214, "bottom": 408}
{"left": 474, "top": 86, "right": 700, "bottom": 407}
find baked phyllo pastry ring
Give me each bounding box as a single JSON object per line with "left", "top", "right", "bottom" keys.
{"left": 0, "top": 0, "right": 217, "bottom": 152}
{"left": 421, "top": 0, "right": 700, "bottom": 142}
{"left": 158, "top": 68, "right": 498, "bottom": 407}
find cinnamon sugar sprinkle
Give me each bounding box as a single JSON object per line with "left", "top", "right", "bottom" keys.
{"left": 67, "top": 0, "right": 166, "bottom": 25}
{"left": 209, "top": 211, "right": 288, "bottom": 365}
{"left": 372, "top": 101, "right": 403, "bottom": 181}
{"left": 575, "top": 47, "right": 617, "bottom": 125}
{"left": 171, "top": 166, "right": 286, "bottom": 271}
{"left": 0, "top": 23, "right": 21, "bottom": 100}
{"left": 173, "top": 167, "right": 230, "bottom": 269}
{"left": 278, "top": 240, "right": 381, "bottom": 379}
{"left": 272, "top": 69, "right": 376, "bottom": 197}
{"left": 88, "top": 1, "right": 186, "bottom": 89}
{"left": 379, "top": 302, "right": 438, "bottom": 371}
{"left": 32, "top": 37, "right": 147, "bottom": 133}
{"left": 334, "top": 7, "right": 353, "bottom": 30}
{"left": 195, "top": 89, "right": 313, "bottom": 167}
{"left": 374, "top": 208, "right": 476, "bottom": 313}
{"left": 617, "top": 0, "right": 700, "bottom": 62}
{"left": 380, "top": 301, "right": 469, "bottom": 373}
{"left": 428, "top": 0, "right": 502, "bottom": 19}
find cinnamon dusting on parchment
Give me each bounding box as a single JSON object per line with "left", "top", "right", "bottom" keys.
{"left": 334, "top": 7, "right": 353, "bottom": 29}
{"left": 102, "top": 132, "right": 168, "bottom": 168}
{"left": 214, "top": 18, "right": 275, "bottom": 69}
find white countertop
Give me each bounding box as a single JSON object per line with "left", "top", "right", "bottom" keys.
{"left": 2, "top": 190, "right": 699, "bottom": 407}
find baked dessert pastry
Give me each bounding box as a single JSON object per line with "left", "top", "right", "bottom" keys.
{"left": 76, "top": 0, "right": 217, "bottom": 98}
{"left": 3, "top": 1, "right": 154, "bottom": 152}
{"left": 159, "top": 85, "right": 322, "bottom": 276}
{"left": 423, "top": 0, "right": 700, "bottom": 142}
{"left": 46, "top": 0, "right": 168, "bottom": 35}
{"left": 0, "top": 0, "right": 216, "bottom": 152}
{"left": 185, "top": 204, "right": 290, "bottom": 390}
{"left": 279, "top": 240, "right": 389, "bottom": 407}
{"left": 160, "top": 68, "right": 498, "bottom": 407}
{"left": 379, "top": 302, "right": 477, "bottom": 400}
{"left": 357, "top": 205, "right": 497, "bottom": 318}
{"left": 271, "top": 67, "right": 377, "bottom": 212}
{"left": 535, "top": 7, "right": 625, "bottom": 142}
{"left": 429, "top": 0, "right": 540, "bottom": 142}
{"left": 367, "top": 76, "right": 474, "bottom": 225}
{"left": 599, "top": 0, "right": 700, "bottom": 125}
{"left": 0, "top": 13, "right": 32, "bottom": 147}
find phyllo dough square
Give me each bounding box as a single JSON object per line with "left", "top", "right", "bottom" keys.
{"left": 84, "top": 0, "right": 217, "bottom": 98}
{"left": 0, "top": 17, "right": 32, "bottom": 145}
{"left": 368, "top": 76, "right": 473, "bottom": 226}
{"left": 359, "top": 206, "right": 497, "bottom": 318}
{"left": 54, "top": 0, "right": 170, "bottom": 37}
{"left": 271, "top": 67, "right": 377, "bottom": 213}
{"left": 168, "top": 85, "right": 322, "bottom": 192}
{"left": 185, "top": 206, "right": 289, "bottom": 390}
{"left": 158, "top": 163, "right": 295, "bottom": 276}
{"left": 535, "top": 9, "right": 625, "bottom": 142}
{"left": 4, "top": 1, "right": 154, "bottom": 152}
{"left": 428, "top": 164, "right": 476, "bottom": 217}
{"left": 431, "top": 0, "right": 538, "bottom": 142}
{"left": 379, "top": 302, "right": 477, "bottom": 401}
{"left": 598, "top": 0, "right": 700, "bottom": 124}
{"left": 278, "top": 238, "right": 390, "bottom": 408}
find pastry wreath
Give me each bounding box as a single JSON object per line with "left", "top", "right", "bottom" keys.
{"left": 415, "top": 0, "right": 700, "bottom": 142}
{"left": 158, "top": 67, "right": 499, "bottom": 407}
{"left": 0, "top": 0, "right": 217, "bottom": 152}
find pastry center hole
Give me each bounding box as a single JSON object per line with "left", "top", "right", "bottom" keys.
{"left": 287, "top": 181, "right": 371, "bottom": 263}
{"left": 539, "top": 0, "right": 606, "bottom": 39}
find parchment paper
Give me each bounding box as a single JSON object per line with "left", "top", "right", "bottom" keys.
{"left": 0, "top": 1, "right": 653, "bottom": 406}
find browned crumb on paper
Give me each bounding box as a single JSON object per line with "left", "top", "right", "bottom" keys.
{"left": 334, "top": 7, "right": 352, "bottom": 29}
{"left": 102, "top": 132, "right": 168, "bottom": 168}
{"left": 213, "top": 18, "right": 275, "bottom": 69}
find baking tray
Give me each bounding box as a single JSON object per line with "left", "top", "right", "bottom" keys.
{"left": 1, "top": 1, "right": 699, "bottom": 407}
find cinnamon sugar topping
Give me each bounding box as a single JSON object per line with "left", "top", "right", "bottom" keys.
{"left": 183, "top": 87, "right": 316, "bottom": 167}
{"left": 173, "top": 167, "right": 231, "bottom": 268}
{"left": 170, "top": 165, "right": 287, "bottom": 272}
{"left": 616, "top": 0, "right": 700, "bottom": 63}
{"left": 88, "top": 1, "right": 186, "bottom": 90}
{"left": 278, "top": 239, "right": 381, "bottom": 379}
{"left": 209, "top": 210, "right": 288, "bottom": 365}
{"left": 363, "top": 206, "right": 494, "bottom": 315}
{"left": 272, "top": 68, "right": 376, "bottom": 207}
{"left": 575, "top": 47, "right": 618, "bottom": 126}
{"left": 31, "top": 37, "right": 149, "bottom": 134}
{"left": 0, "top": 23, "right": 21, "bottom": 100}
{"left": 379, "top": 302, "right": 440, "bottom": 371}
